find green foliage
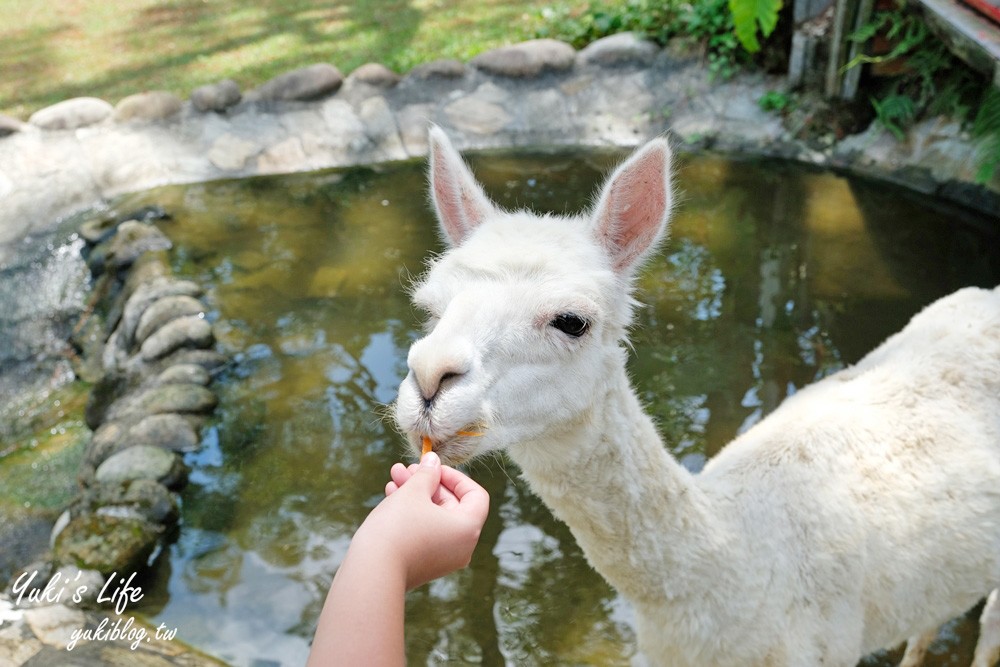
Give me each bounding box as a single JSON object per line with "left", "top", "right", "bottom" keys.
{"left": 868, "top": 94, "right": 915, "bottom": 139}
{"left": 537, "top": 0, "right": 746, "bottom": 79}
{"left": 846, "top": 1, "right": 998, "bottom": 181}
{"left": 682, "top": 0, "right": 744, "bottom": 78}
{"left": 758, "top": 89, "right": 793, "bottom": 112}
{"left": 536, "top": 0, "right": 674, "bottom": 47}
{"left": 972, "top": 87, "right": 1000, "bottom": 182}
{"left": 729, "top": 0, "right": 783, "bottom": 53}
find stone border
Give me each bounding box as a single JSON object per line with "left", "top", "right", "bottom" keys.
{"left": 1, "top": 34, "right": 997, "bottom": 267}
{"left": 1, "top": 207, "right": 227, "bottom": 663}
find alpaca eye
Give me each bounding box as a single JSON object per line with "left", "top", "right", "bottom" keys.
{"left": 551, "top": 313, "right": 590, "bottom": 338}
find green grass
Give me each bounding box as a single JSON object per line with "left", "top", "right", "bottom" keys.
{"left": 0, "top": 0, "right": 560, "bottom": 119}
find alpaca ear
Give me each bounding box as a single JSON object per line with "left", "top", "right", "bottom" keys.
{"left": 428, "top": 125, "right": 496, "bottom": 246}
{"left": 591, "top": 138, "right": 673, "bottom": 275}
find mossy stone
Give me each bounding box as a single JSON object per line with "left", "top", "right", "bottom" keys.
{"left": 53, "top": 514, "right": 160, "bottom": 576}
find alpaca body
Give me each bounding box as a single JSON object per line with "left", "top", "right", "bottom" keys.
{"left": 512, "top": 287, "right": 1000, "bottom": 666}
{"left": 395, "top": 127, "right": 1000, "bottom": 666}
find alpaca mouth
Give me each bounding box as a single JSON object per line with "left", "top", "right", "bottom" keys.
{"left": 414, "top": 421, "right": 486, "bottom": 464}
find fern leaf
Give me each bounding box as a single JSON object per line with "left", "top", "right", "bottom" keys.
{"left": 973, "top": 87, "right": 1000, "bottom": 183}
{"left": 973, "top": 86, "right": 1000, "bottom": 136}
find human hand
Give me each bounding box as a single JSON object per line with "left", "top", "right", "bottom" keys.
{"left": 351, "top": 451, "right": 489, "bottom": 590}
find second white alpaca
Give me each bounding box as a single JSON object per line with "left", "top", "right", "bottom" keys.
{"left": 395, "top": 127, "right": 1000, "bottom": 666}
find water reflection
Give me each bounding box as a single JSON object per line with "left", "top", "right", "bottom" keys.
{"left": 102, "top": 151, "right": 999, "bottom": 666}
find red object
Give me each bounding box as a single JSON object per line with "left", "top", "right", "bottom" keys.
{"left": 960, "top": 0, "right": 1000, "bottom": 25}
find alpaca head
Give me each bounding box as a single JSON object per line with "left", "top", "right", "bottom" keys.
{"left": 394, "top": 127, "right": 674, "bottom": 464}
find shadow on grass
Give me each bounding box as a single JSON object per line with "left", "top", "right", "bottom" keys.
{"left": 0, "top": 0, "right": 422, "bottom": 117}
{"left": 0, "top": 23, "right": 76, "bottom": 113}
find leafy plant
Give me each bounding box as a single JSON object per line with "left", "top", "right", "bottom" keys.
{"left": 537, "top": 0, "right": 747, "bottom": 79}
{"left": 682, "top": 0, "right": 744, "bottom": 78}
{"left": 758, "top": 89, "right": 793, "bottom": 112}
{"left": 869, "top": 94, "right": 915, "bottom": 139}
{"left": 972, "top": 87, "right": 1000, "bottom": 182}
{"left": 845, "top": 0, "right": 997, "bottom": 181}
{"left": 729, "top": 0, "right": 783, "bottom": 53}
{"left": 536, "top": 0, "right": 674, "bottom": 48}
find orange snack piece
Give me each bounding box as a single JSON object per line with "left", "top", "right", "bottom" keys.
{"left": 421, "top": 435, "right": 433, "bottom": 455}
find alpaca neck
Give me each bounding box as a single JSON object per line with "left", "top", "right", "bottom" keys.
{"left": 508, "top": 362, "right": 726, "bottom": 605}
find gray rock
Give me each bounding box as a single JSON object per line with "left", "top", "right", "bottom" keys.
{"left": 0, "top": 631, "right": 41, "bottom": 663}
{"left": 78, "top": 215, "right": 120, "bottom": 245}
{"left": 53, "top": 514, "right": 160, "bottom": 576}
{"left": 120, "top": 479, "right": 179, "bottom": 523}
{"left": 444, "top": 83, "right": 512, "bottom": 135}
{"left": 250, "top": 63, "right": 344, "bottom": 102}
{"left": 135, "top": 295, "right": 207, "bottom": 345}
{"left": 88, "top": 479, "right": 180, "bottom": 524}
{"left": 471, "top": 39, "right": 576, "bottom": 77}
{"left": 0, "top": 113, "right": 29, "bottom": 137}
{"left": 208, "top": 132, "right": 261, "bottom": 171}
{"left": 119, "top": 278, "right": 203, "bottom": 349}
{"left": 94, "top": 445, "right": 187, "bottom": 488}
{"left": 8, "top": 560, "right": 54, "bottom": 602}
{"left": 445, "top": 96, "right": 512, "bottom": 135}
{"left": 139, "top": 314, "right": 214, "bottom": 361}
{"left": 128, "top": 413, "right": 200, "bottom": 452}
{"left": 407, "top": 58, "right": 467, "bottom": 79}
{"left": 85, "top": 421, "right": 131, "bottom": 468}
{"left": 156, "top": 363, "right": 210, "bottom": 387}
{"left": 113, "top": 91, "right": 183, "bottom": 122}
{"left": 108, "top": 383, "right": 218, "bottom": 421}
{"left": 23, "top": 604, "right": 85, "bottom": 648}
{"left": 87, "top": 221, "right": 172, "bottom": 273}
{"left": 191, "top": 78, "right": 242, "bottom": 112}
{"left": 349, "top": 63, "right": 401, "bottom": 88}
{"left": 579, "top": 32, "right": 660, "bottom": 66}
{"left": 28, "top": 97, "right": 113, "bottom": 130}
{"left": 47, "top": 566, "right": 104, "bottom": 607}
{"left": 121, "top": 479, "right": 180, "bottom": 524}
{"left": 151, "top": 348, "right": 227, "bottom": 373}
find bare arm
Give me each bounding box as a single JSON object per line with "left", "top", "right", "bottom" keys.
{"left": 307, "top": 452, "right": 489, "bottom": 666}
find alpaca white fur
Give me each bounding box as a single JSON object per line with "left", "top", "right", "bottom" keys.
{"left": 394, "top": 126, "right": 1000, "bottom": 667}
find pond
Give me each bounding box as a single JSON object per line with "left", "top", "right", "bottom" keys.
{"left": 105, "top": 150, "right": 998, "bottom": 666}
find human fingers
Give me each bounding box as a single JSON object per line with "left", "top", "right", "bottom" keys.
{"left": 390, "top": 462, "right": 412, "bottom": 489}
{"left": 385, "top": 481, "right": 399, "bottom": 496}
{"left": 431, "top": 483, "right": 459, "bottom": 507}
{"left": 439, "top": 466, "right": 489, "bottom": 521}
{"left": 398, "top": 451, "right": 443, "bottom": 498}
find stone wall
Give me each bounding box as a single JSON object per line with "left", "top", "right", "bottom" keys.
{"left": 1, "top": 34, "right": 997, "bottom": 269}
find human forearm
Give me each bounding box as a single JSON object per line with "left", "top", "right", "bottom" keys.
{"left": 307, "top": 537, "right": 407, "bottom": 667}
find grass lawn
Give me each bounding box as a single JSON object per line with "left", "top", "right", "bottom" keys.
{"left": 0, "top": 0, "right": 591, "bottom": 120}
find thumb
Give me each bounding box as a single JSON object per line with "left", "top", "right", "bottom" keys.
{"left": 405, "top": 451, "right": 442, "bottom": 496}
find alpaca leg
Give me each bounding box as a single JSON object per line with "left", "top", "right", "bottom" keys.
{"left": 898, "top": 628, "right": 937, "bottom": 667}
{"left": 972, "top": 589, "right": 1000, "bottom": 667}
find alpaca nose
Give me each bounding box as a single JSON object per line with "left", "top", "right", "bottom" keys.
{"left": 407, "top": 338, "right": 473, "bottom": 403}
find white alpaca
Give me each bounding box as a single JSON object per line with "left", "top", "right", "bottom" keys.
{"left": 394, "top": 127, "right": 1000, "bottom": 667}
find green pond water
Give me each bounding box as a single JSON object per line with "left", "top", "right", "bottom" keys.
{"left": 106, "top": 150, "right": 998, "bottom": 666}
